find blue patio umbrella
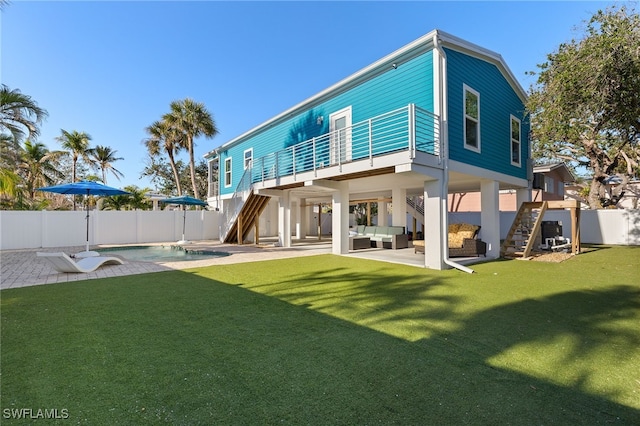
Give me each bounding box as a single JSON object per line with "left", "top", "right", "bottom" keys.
{"left": 37, "top": 180, "right": 130, "bottom": 256}
{"left": 160, "top": 195, "right": 208, "bottom": 244}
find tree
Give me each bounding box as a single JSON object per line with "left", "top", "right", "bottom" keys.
{"left": 0, "top": 85, "right": 48, "bottom": 142}
{"left": 527, "top": 6, "right": 640, "bottom": 209}
{"left": 56, "top": 129, "right": 94, "bottom": 209}
{"left": 162, "top": 98, "right": 217, "bottom": 199}
{"left": 144, "top": 120, "right": 184, "bottom": 196}
{"left": 91, "top": 145, "right": 124, "bottom": 184}
{"left": 18, "top": 139, "right": 64, "bottom": 200}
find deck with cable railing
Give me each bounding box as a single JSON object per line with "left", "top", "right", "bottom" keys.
{"left": 219, "top": 104, "right": 441, "bottom": 241}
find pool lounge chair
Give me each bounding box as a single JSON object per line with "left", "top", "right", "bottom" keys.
{"left": 37, "top": 252, "right": 124, "bottom": 273}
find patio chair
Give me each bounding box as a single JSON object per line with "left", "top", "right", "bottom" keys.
{"left": 37, "top": 252, "right": 124, "bottom": 273}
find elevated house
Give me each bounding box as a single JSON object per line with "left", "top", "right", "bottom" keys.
{"left": 204, "top": 29, "right": 530, "bottom": 270}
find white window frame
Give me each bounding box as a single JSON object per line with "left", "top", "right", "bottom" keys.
{"left": 224, "top": 157, "right": 232, "bottom": 188}
{"left": 329, "top": 106, "right": 352, "bottom": 164}
{"left": 243, "top": 148, "right": 253, "bottom": 170}
{"left": 510, "top": 115, "right": 522, "bottom": 167}
{"left": 463, "top": 84, "right": 481, "bottom": 153}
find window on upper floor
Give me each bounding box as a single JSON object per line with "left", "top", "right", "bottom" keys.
{"left": 224, "top": 158, "right": 232, "bottom": 188}
{"left": 510, "top": 115, "right": 521, "bottom": 167}
{"left": 464, "top": 85, "right": 480, "bottom": 152}
{"left": 244, "top": 148, "right": 253, "bottom": 170}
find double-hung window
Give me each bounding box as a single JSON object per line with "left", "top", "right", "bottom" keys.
{"left": 510, "top": 115, "right": 521, "bottom": 166}
{"left": 464, "top": 85, "right": 480, "bottom": 152}
{"left": 224, "top": 158, "right": 232, "bottom": 188}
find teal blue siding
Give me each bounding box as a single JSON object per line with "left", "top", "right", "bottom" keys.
{"left": 446, "top": 48, "right": 529, "bottom": 180}
{"left": 219, "top": 50, "right": 435, "bottom": 195}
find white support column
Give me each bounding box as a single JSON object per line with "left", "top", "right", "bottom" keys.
{"left": 480, "top": 180, "right": 500, "bottom": 258}
{"left": 516, "top": 187, "right": 531, "bottom": 208}
{"left": 378, "top": 199, "right": 388, "bottom": 226}
{"left": 392, "top": 187, "right": 407, "bottom": 228}
{"left": 278, "top": 190, "right": 291, "bottom": 248}
{"left": 424, "top": 179, "right": 445, "bottom": 270}
{"left": 331, "top": 181, "right": 349, "bottom": 255}
{"left": 297, "top": 197, "right": 307, "bottom": 239}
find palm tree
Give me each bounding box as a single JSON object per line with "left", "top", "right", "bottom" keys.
{"left": 162, "top": 98, "right": 217, "bottom": 199}
{"left": 56, "top": 129, "right": 93, "bottom": 209}
{"left": 91, "top": 145, "right": 124, "bottom": 184}
{"left": 18, "top": 139, "right": 64, "bottom": 200}
{"left": 144, "top": 119, "right": 184, "bottom": 196}
{"left": 0, "top": 85, "right": 48, "bottom": 142}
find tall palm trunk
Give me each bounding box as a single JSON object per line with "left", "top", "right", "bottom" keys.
{"left": 187, "top": 136, "right": 198, "bottom": 199}
{"left": 167, "top": 150, "right": 183, "bottom": 196}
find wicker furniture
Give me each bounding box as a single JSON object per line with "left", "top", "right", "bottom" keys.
{"left": 353, "top": 225, "right": 408, "bottom": 249}
{"left": 413, "top": 223, "right": 487, "bottom": 257}
{"left": 349, "top": 236, "right": 371, "bottom": 250}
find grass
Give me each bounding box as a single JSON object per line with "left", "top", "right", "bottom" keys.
{"left": 1, "top": 245, "right": 639, "bottom": 424}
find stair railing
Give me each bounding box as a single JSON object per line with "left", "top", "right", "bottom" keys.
{"left": 220, "top": 165, "right": 254, "bottom": 242}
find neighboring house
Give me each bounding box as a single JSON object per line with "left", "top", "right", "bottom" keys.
{"left": 448, "top": 163, "right": 574, "bottom": 212}
{"left": 204, "top": 29, "right": 530, "bottom": 270}
{"left": 565, "top": 177, "right": 640, "bottom": 210}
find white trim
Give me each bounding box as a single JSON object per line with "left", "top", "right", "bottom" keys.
{"left": 243, "top": 148, "right": 253, "bottom": 170}
{"left": 203, "top": 29, "right": 527, "bottom": 159}
{"left": 463, "top": 84, "right": 481, "bottom": 153}
{"left": 510, "top": 115, "right": 522, "bottom": 167}
{"left": 224, "top": 157, "right": 232, "bottom": 188}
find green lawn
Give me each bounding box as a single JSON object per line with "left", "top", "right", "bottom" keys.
{"left": 1, "top": 246, "right": 639, "bottom": 424}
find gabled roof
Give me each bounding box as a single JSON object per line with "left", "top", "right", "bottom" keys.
{"left": 533, "top": 163, "right": 575, "bottom": 183}
{"left": 205, "top": 29, "right": 527, "bottom": 159}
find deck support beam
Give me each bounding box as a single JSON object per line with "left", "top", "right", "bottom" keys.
{"left": 392, "top": 187, "right": 407, "bottom": 228}
{"left": 480, "top": 180, "right": 500, "bottom": 258}
{"left": 424, "top": 178, "right": 445, "bottom": 270}
{"left": 331, "top": 181, "right": 349, "bottom": 255}
{"left": 278, "top": 191, "right": 291, "bottom": 248}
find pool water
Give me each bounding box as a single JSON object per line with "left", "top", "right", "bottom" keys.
{"left": 96, "top": 245, "right": 229, "bottom": 262}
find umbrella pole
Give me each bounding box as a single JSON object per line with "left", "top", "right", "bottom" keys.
{"left": 182, "top": 208, "right": 186, "bottom": 241}
{"left": 86, "top": 194, "right": 90, "bottom": 253}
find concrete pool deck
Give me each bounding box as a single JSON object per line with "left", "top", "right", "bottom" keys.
{"left": 0, "top": 239, "right": 333, "bottom": 290}
{"left": 1, "top": 238, "right": 485, "bottom": 290}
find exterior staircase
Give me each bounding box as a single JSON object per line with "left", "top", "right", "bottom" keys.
{"left": 223, "top": 192, "right": 271, "bottom": 244}
{"left": 501, "top": 201, "right": 548, "bottom": 259}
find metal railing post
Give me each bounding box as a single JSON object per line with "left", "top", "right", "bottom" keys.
{"left": 368, "top": 118, "right": 373, "bottom": 166}
{"left": 408, "top": 103, "right": 416, "bottom": 159}
{"left": 312, "top": 137, "right": 317, "bottom": 176}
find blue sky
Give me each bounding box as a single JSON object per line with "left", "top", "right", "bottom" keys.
{"left": 2, "top": 1, "right": 614, "bottom": 192}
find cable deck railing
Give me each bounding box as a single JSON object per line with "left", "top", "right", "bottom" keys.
{"left": 220, "top": 104, "right": 440, "bottom": 241}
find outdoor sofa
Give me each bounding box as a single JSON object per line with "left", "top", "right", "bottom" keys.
{"left": 351, "top": 225, "right": 408, "bottom": 250}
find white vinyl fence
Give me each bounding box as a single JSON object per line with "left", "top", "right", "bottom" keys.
{"left": 1, "top": 210, "right": 220, "bottom": 250}
{"left": 449, "top": 209, "right": 640, "bottom": 246}
{"left": 1, "top": 208, "right": 638, "bottom": 251}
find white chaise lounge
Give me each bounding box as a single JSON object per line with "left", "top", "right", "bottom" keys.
{"left": 37, "top": 252, "right": 124, "bottom": 273}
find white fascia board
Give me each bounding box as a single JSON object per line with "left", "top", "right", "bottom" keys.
{"left": 436, "top": 30, "right": 528, "bottom": 102}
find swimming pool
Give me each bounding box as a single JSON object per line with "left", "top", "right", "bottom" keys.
{"left": 96, "top": 245, "right": 230, "bottom": 262}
